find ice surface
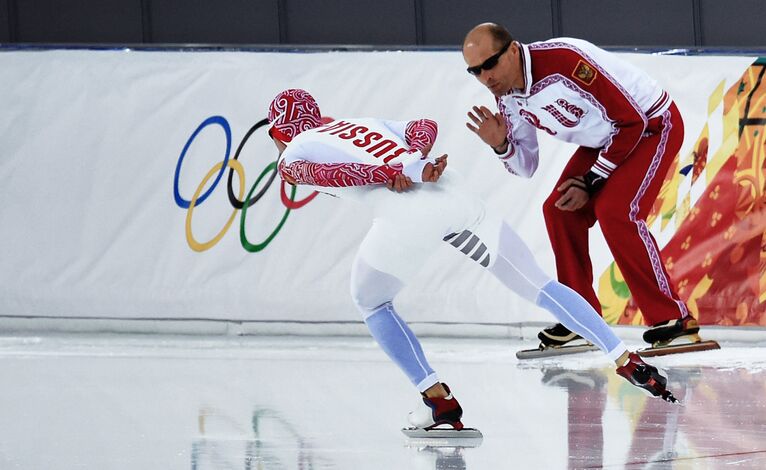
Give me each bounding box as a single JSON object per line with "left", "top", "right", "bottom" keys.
{"left": 0, "top": 334, "right": 764, "bottom": 469}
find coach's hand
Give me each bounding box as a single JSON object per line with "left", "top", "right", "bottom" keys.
{"left": 466, "top": 105, "right": 508, "bottom": 153}
{"left": 554, "top": 177, "right": 589, "bottom": 211}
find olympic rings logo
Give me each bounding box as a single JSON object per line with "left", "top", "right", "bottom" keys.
{"left": 173, "top": 116, "right": 319, "bottom": 252}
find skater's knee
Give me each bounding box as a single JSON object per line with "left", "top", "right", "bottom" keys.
{"left": 350, "top": 287, "right": 393, "bottom": 318}
{"left": 350, "top": 268, "right": 403, "bottom": 318}
{"left": 350, "top": 255, "right": 404, "bottom": 317}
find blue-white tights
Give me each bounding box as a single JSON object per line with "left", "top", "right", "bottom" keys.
{"left": 350, "top": 222, "right": 628, "bottom": 392}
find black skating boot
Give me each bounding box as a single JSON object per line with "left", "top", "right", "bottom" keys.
{"left": 643, "top": 317, "right": 700, "bottom": 346}
{"left": 538, "top": 323, "right": 582, "bottom": 347}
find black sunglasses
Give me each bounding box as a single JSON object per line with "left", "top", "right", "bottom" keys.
{"left": 466, "top": 41, "right": 511, "bottom": 76}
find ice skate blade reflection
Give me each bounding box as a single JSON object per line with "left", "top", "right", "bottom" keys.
{"left": 402, "top": 426, "right": 483, "bottom": 445}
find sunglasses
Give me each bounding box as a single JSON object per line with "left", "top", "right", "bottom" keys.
{"left": 466, "top": 41, "right": 511, "bottom": 76}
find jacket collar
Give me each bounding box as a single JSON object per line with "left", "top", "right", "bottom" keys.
{"left": 507, "top": 41, "right": 532, "bottom": 97}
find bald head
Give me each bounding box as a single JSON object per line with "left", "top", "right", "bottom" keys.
{"left": 463, "top": 23, "right": 513, "bottom": 51}
{"left": 462, "top": 22, "right": 523, "bottom": 96}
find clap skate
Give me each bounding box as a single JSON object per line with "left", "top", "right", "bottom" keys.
{"left": 401, "top": 383, "right": 482, "bottom": 439}
{"left": 616, "top": 352, "right": 679, "bottom": 403}
{"left": 516, "top": 323, "right": 599, "bottom": 359}
{"left": 637, "top": 317, "right": 720, "bottom": 357}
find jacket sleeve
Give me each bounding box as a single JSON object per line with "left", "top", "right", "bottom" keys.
{"left": 378, "top": 118, "right": 438, "bottom": 180}
{"left": 495, "top": 97, "right": 540, "bottom": 178}
{"left": 580, "top": 58, "right": 646, "bottom": 178}
{"left": 279, "top": 158, "right": 403, "bottom": 187}
{"left": 404, "top": 119, "right": 438, "bottom": 153}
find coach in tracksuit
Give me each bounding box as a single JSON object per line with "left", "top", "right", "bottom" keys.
{"left": 462, "top": 22, "right": 700, "bottom": 348}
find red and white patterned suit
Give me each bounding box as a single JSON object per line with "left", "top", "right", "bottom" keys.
{"left": 278, "top": 115, "right": 504, "bottom": 282}
{"left": 278, "top": 118, "right": 437, "bottom": 193}
{"left": 494, "top": 38, "right": 688, "bottom": 325}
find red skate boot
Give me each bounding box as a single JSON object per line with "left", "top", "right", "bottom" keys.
{"left": 402, "top": 383, "right": 482, "bottom": 438}
{"left": 617, "top": 353, "right": 679, "bottom": 403}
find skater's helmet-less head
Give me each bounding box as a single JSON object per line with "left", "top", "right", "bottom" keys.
{"left": 267, "top": 89, "right": 322, "bottom": 144}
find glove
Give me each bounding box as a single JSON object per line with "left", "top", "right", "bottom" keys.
{"left": 571, "top": 170, "right": 606, "bottom": 196}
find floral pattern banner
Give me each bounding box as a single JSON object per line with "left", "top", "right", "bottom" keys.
{"left": 601, "top": 59, "right": 766, "bottom": 327}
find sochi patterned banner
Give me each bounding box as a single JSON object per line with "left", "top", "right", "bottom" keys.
{"left": 0, "top": 48, "right": 760, "bottom": 327}
{"left": 599, "top": 58, "right": 766, "bottom": 327}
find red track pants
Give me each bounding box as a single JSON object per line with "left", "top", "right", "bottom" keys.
{"left": 542, "top": 102, "right": 689, "bottom": 326}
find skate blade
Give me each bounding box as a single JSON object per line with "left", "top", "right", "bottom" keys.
{"left": 661, "top": 391, "right": 681, "bottom": 404}
{"left": 652, "top": 333, "right": 702, "bottom": 348}
{"left": 402, "top": 427, "right": 483, "bottom": 440}
{"left": 516, "top": 343, "right": 600, "bottom": 360}
{"left": 637, "top": 340, "right": 720, "bottom": 358}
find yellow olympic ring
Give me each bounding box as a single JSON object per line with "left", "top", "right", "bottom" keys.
{"left": 185, "top": 159, "right": 246, "bottom": 252}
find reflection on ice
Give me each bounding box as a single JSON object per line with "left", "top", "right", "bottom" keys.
{"left": 535, "top": 363, "right": 766, "bottom": 469}
{"left": 0, "top": 334, "right": 764, "bottom": 469}
{"left": 408, "top": 445, "right": 469, "bottom": 470}
{"left": 193, "top": 406, "right": 335, "bottom": 470}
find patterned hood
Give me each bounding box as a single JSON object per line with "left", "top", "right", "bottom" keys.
{"left": 267, "top": 88, "right": 322, "bottom": 143}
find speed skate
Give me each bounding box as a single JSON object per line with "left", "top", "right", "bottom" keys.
{"left": 516, "top": 340, "right": 600, "bottom": 359}
{"left": 516, "top": 334, "right": 720, "bottom": 359}
{"left": 637, "top": 333, "right": 720, "bottom": 357}
{"left": 403, "top": 382, "right": 482, "bottom": 441}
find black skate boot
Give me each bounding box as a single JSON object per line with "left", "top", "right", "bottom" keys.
{"left": 642, "top": 317, "right": 700, "bottom": 346}
{"left": 616, "top": 352, "right": 678, "bottom": 403}
{"left": 538, "top": 323, "right": 582, "bottom": 347}
{"left": 515, "top": 323, "right": 598, "bottom": 359}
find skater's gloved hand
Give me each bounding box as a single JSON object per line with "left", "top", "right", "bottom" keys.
{"left": 386, "top": 173, "right": 414, "bottom": 192}
{"left": 422, "top": 155, "right": 448, "bottom": 183}
{"left": 387, "top": 154, "right": 447, "bottom": 191}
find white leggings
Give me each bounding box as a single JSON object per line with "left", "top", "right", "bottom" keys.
{"left": 351, "top": 169, "right": 550, "bottom": 307}
{"left": 348, "top": 171, "right": 627, "bottom": 391}
{"left": 351, "top": 219, "right": 550, "bottom": 314}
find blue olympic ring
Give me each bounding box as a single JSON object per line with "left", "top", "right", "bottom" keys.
{"left": 173, "top": 115, "right": 231, "bottom": 209}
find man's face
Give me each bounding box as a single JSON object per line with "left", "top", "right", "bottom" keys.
{"left": 462, "top": 34, "right": 521, "bottom": 97}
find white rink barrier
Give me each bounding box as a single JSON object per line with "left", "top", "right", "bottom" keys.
{"left": 0, "top": 48, "right": 759, "bottom": 331}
